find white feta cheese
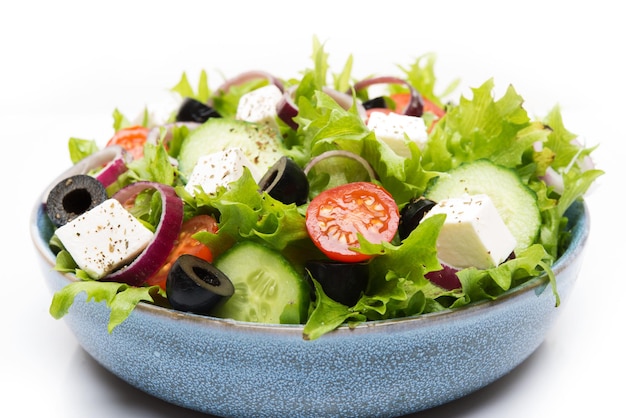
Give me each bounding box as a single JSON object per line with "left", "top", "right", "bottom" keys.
{"left": 423, "top": 194, "right": 517, "bottom": 270}
{"left": 366, "top": 111, "right": 428, "bottom": 157}
{"left": 184, "top": 147, "right": 261, "bottom": 196}
{"left": 55, "top": 199, "right": 154, "bottom": 279}
{"left": 235, "top": 84, "right": 283, "bottom": 130}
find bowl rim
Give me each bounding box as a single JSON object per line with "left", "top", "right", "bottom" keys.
{"left": 31, "top": 195, "right": 590, "bottom": 336}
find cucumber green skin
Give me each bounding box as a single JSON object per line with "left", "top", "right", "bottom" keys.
{"left": 177, "top": 118, "right": 285, "bottom": 180}
{"left": 211, "top": 241, "right": 310, "bottom": 324}
{"left": 424, "top": 160, "right": 541, "bottom": 253}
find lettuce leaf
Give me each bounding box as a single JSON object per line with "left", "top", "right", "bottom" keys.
{"left": 303, "top": 279, "right": 366, "bottom": 341}
{"left": 422, "top": 79, "right": 549, "bottom": 173}
{"left": 182, "top": 169, "right": 310, "bottom": 258}
{"left": 170, "top": 70, "right": 211, "bottom": 103}
{"left": 124, "top": 141, "right": 177, "bottom": 186}
{"left": 68, "top": 137, "right": 99, "bottom": 164}
{"left": 458, "top": 244, "right": 555, "bottom": 304}
{"left": 49, "top": 280, "right": 166, "bottom": 333}
{"left": 400, "top": 52, "right": 460, "bottom": 108}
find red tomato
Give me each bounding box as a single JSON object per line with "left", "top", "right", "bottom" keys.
{"left": 306, "top": 182, "right": 400, "bottom": 262}
{"left": 106, "top": 125, "right": 150, "bottom": 160}
{"left": 389, "top": 92, "right": 411, "bottom": 112}
{"left": 146, "top": 214, "right": 218, "bottom": 290}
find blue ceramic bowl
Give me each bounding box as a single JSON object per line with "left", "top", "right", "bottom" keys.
{"left": 30, "top": 196, "right": 589, "bottom": 418}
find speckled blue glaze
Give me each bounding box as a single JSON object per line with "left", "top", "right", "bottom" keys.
{"left": 31, "top": 200, "right": 589, "bottom": 418}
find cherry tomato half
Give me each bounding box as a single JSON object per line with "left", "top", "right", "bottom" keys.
{"left": 146, "top": 214, "right": 218, "bottom": 290}
{"left": 106, "top": 125, "right": 150, "bottom": 160}
{"left": 305, "top": 182, "right": 400, "bottom": 262}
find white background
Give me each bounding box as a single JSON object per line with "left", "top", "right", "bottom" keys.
{"left": 1, "top": 1, "right": 623, "bottom": 417}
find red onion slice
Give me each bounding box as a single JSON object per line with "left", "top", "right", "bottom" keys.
{"left": 42, "top": 145, "right": 130, "bottom": 203}
{"left": 103, "top": 182, "right": 184, "bottom": 286}
{"left": 352, "top": 76, "right": 424, "bottom": 117}
{"left": 215, "top": 70, "right": 284, "bottom": 95}
{"left": 540, "top": 167, "right": 565, "bottom": 194}
{"left": 425, "top": 263, "right": 461, "bottom": 290}
{"left": 569, "top": 138, "right": 596, "bottom": 171}
{"left": 304, "top": 150, "right": 377, "bottom": 181}
{"left": 322, "top": 87, "right": 367, "bottom": 119}
{"left": 535, "top": 138, "right": 595, "bottom": 193}
{"left": 276, "top": 85, "right": 300, "bottom": 130}
{"left": 94, "top": 146, "right": 132, "bottom": 188}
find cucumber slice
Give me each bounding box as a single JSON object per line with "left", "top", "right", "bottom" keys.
{"left": 211, "top": 241, "right": 310, "bottom": 324}
{"left": 177, "top": 118, "right": 285, "bottom": 180}
{"left": 424, "top": 160, "right": 540, "bottom": 253}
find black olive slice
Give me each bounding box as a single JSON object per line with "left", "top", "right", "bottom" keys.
{"left": 398, "top": 197, "right": 437, "bottom": 240}
{"left": 166, "top": 254, "right": 234, "bottom": 315}
{"left": 45, "top": 174, "right": 108, "bottom": 227}
{"left": 258, "top": 156, "right": 309, "bottom": 206}
{"left": 175, "top": 98, "right": 222, "bottom": 123}
{"left": 305, "top": 260, "right": 369, "bottom": 307}
{"left": 362, "top": 96, "right": 388, "bottom": 110}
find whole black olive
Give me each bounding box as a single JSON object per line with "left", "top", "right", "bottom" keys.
{"left": 166, "top": 254, "right": 234, "bottom": 315}
{"left": 176, "top": 98, "right": 221, "bottom": 123}
{"left": 362, "top": 96, "right": 388, "bottom": 110}
{"left": 305, "top": 260, "right": 369, "bottom": 307}
{"left": 259, "top": 156, "right": 309, "bottom": 206}
{"left": 398, "top": 197, "right": 437, "bottom": 240}
{"left": 45, "top": 174, "right": 108, "bottom": 227}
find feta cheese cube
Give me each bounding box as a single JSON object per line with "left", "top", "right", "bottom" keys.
{"left": 55, "top": 199, "right": 155, "bottom": 279}
{"left": 184, "top": 147, "right": 261, "bottom": 196}
{"left": 366, "top": 111, "right": 428, "bottom": 157}
{"left": 236, "top": 84, "right": 283, "bottom": 130}
{"left": 423, "top": 194, "right": 517, "bottom": 269}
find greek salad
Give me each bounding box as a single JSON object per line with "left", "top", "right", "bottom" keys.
{"left": 44, "top": 38, "right": 602, "bottom": 340}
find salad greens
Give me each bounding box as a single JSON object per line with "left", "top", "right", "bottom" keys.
{"left": 48, "top": 38, "right": 602, "bottom": 340}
